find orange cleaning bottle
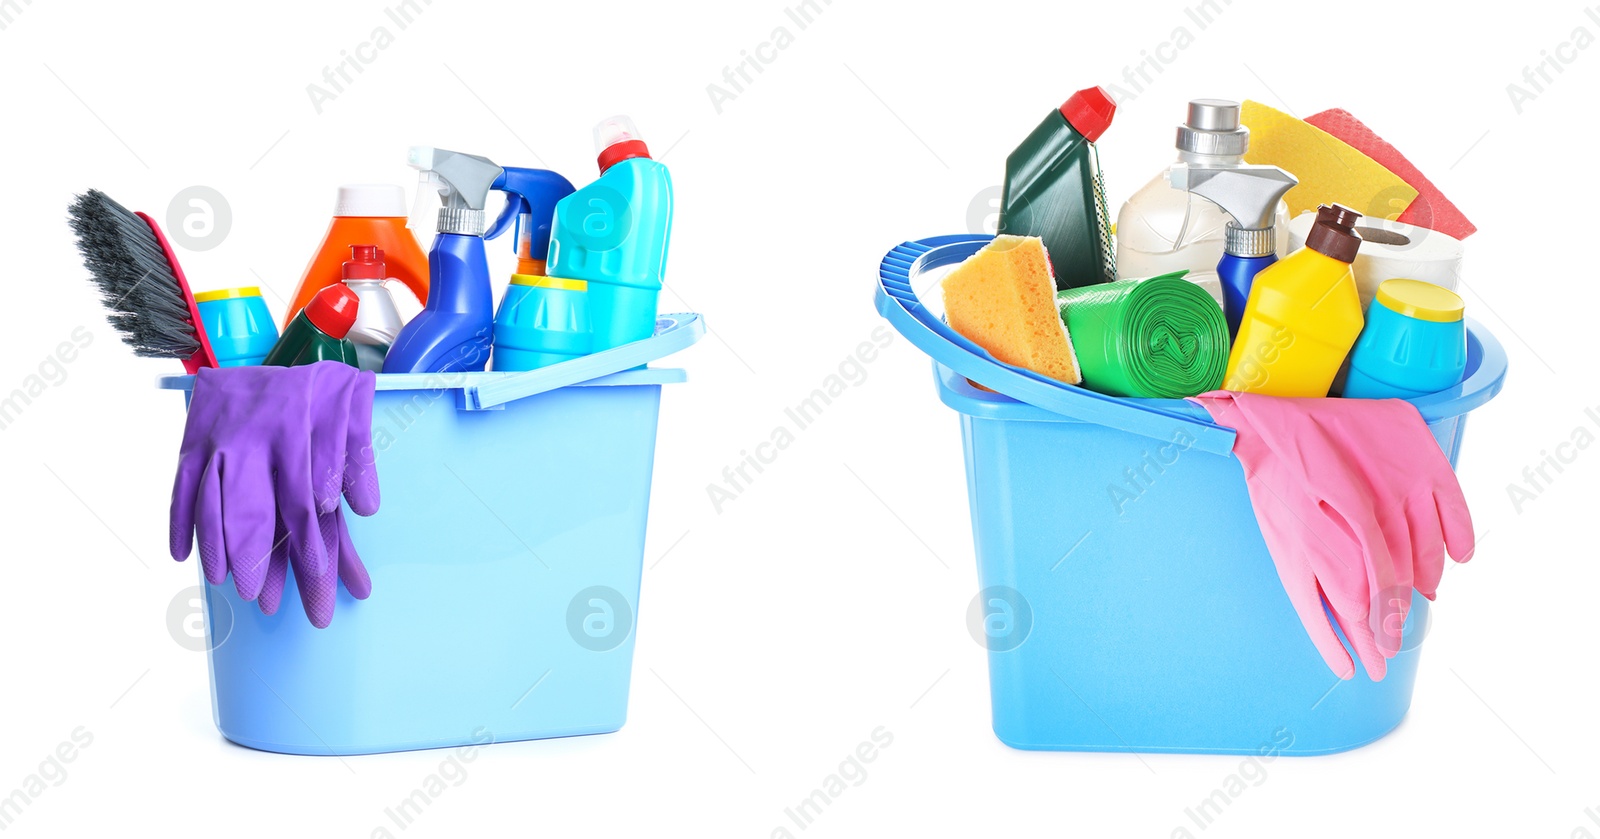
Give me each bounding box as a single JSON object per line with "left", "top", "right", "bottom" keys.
{"left": 285, "top": 185, "right": 430, "bottom": 321}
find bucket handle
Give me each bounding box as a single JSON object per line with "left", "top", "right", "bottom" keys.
{"left": 876, "top": 235, "right": 1238, "bottom": 456}
{"left": 461, "top": 312, "right": 704, "bottom": 410}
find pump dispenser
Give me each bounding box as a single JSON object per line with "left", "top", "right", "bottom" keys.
{"left": 382, "top": 147, "right": 504, "bottom": 374}
{"left": 1168, "top": 162, "right": 1298, "bottom": 337}
{"left": 1116, "top": 99, "right": 1291, "bottom": 302}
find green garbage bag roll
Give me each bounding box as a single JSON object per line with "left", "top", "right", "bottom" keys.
{"left": 1056, "top": 275, "right": 1229, "bottom": 398}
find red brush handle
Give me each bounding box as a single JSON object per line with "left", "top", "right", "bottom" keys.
{"left": 135, "top": 211, "right": 217, "bottom": 373}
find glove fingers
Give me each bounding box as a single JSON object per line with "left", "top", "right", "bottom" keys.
{"left": 258, "top": 514, "right": 290, "bottom": 617}
{"left": 309, "top": 364, "right": 356, "bottom": 514}
{"left": 295, "top": 510, "right": 343, "bottom": 629}
{"left": 334, "top": 506, "right": 373, "bottom": 600}
{"left": 1329, "top": 597, "right": 1389, "bottom": 682}
{"left": 221, "top": 449, "right": 276, "bottom": 601}
{"left": 1435, "top": 487, "right": 1476, "bottom": 564}
{"left": 1407, "top": 494, "right": 1449, "bottom": 601}
{"left": 274, "top": 446, "right": 327, "bottom": 579}
{"left": 195, "top": 457, "right": 228, "bottom": 586}
{"left": 169, "top": 458, "right": 202, "bottom": 562}
{"left": 343, "top": 370, "right": 381, "bottom": 516}
{"left": 1259, "top": 536, "right": 1356, "bottom": 680}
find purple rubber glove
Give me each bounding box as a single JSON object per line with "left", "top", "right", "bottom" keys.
{"left": 258, "top": 506, "right": 371, "bottom": 628}
{"left": 170, "top": 362, "right": 379, "bottom": 610}
{"left": 1191, "top": 392, "right": 1475, "bottom": 681}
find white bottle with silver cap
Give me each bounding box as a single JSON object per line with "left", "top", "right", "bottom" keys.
{"left": 1114, "top": 99, "right": 1290, "bottom": 303}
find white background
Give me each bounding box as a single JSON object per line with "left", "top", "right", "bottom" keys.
{"left": 2, "top": 0, "right": 1594, "bottom": 836}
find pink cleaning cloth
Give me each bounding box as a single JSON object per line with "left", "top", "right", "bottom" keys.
{"left": 1304, "top": 109, "right": 1477, "bottom": 239}
{"left": 1190, "top": 392, "right": 1476, "bottom": 681}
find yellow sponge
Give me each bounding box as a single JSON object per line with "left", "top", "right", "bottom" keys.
{"left": 941, "top": 235, "right": 1081, "bottom": 385}
{"left": 1240, "top": 100, "right": 1418, "bottom": 221}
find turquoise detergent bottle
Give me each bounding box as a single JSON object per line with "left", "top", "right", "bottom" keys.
{"left": 547, "top": 115, "right": 673, "bottom": 352}
{"left": 485, "top": 167, "right": 584, "bottom": 372}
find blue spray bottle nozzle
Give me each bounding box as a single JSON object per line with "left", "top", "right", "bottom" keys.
{"left": 487, "top": 168, "right": 577, "bottom": 269}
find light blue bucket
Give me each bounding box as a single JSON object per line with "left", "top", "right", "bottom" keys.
{"left": 161, "top": 313, "right": 703, "bottom": 755}
{"left": 878, "top": 236, "right": 1507, "bottom": 755}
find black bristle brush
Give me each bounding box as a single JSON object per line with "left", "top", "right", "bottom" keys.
{"left": 68, "top": 189, "right": 217, "bottom": 372}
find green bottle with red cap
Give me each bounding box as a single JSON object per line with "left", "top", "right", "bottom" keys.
{"left": 262, "top": 284, "right": 361, "bottom": 368}
{"left": 998, "top": 86, "right": 1118, "bottom": 289}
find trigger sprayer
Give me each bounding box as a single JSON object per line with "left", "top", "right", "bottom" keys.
{"left": 1169, "top": 162, "right": 1298, "bottom": 339}
{"left": 382, "top": 147, "right": 504, "bottom": 374}
{"left": 483, "top": 167, "right": 585, "bottom": 372}
{"left": 485, "top": 168, "right": 578, "bottom": 277}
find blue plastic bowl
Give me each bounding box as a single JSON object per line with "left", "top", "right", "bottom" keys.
{"left": 879, "top": 236, "right": 1506, "bottom": 755}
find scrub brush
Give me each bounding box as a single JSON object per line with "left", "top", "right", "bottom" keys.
{"left": 68, "top": 189, "right": 218, "bottom": 372}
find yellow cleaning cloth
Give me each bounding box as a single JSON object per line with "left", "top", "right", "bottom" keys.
{"left": 1240, "top": 100, "right": 1418, "bottom": 220}
{"left": 942, "top": 235, "right": 1082, "bottom": 385}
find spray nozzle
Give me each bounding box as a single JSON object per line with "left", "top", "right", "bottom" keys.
{"left": 485, "top": 167, "right": 577, "bottom": 271}
{"left": 405, "top": 146, "right": 503, "bottom": 236}
{"left": 1169, "top": 163, "right": 1297, "bottom": 257}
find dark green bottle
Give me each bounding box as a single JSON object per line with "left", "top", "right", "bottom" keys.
{"left": 998, "top": 86, "right": 1118, "bottom": 289}
{"left": 262, "top": 284, "right": 361, "bottom": 368}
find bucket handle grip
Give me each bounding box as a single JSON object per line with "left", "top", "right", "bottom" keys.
{"left": 461, "top": 312, "right": 705, "bottom": 410}
{"left": 876, "top": 235, "right": 1238, "bottom": 456}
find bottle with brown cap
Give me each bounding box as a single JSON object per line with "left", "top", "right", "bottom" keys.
{"left": 1222, "top": 204, "right": 1364, "bottom": 396}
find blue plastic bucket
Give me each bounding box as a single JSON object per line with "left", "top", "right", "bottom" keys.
{"left": 877, "top": 237, "right": 1507, "bottom": 755}
{"left": 161, "top": 314, "right": 703, "bottom": 755}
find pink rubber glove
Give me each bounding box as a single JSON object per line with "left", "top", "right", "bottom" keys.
{"left": 1190, "top": 392, "right": 1476, "bottom": 681}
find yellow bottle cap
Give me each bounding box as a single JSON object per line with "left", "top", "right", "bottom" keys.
{"left": 1374, "top": 279, "right": 1463, "bottom": 323}
{"left": 193, "top": 286, "right": 263, "bottom": 303}
{"left": 510, "top": 274, "right": 587, "bottom": 291}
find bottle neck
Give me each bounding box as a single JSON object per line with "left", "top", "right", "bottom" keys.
{"left": 1176, "top": 150, "right": 1244, "bottom": 167}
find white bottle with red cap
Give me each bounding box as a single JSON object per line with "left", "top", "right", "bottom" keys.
{"left": 545, "top": 115, "right": 674, "bottom": 353}
{"left": 339, "top": 245, "right": 405, "bottom": 372}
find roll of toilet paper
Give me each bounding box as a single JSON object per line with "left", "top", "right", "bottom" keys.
{"left": 1287, "top": 212, "right": 1464, "bottom": 308}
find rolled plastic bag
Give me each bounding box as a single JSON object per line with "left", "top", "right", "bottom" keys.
{"left": 1057, "top": 273, "right": 1229, "bottom": 398}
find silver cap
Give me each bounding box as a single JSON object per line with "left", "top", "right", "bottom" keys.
{"left": 437, "top": 207, "right": 487, "bottom": 236}
{"left": 1176, "top": 99, "right": 1250, "bottom": 157}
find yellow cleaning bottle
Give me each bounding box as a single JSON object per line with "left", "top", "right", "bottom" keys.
{"left": 1223, "top": 204, "right": 1364, "bottom": 396}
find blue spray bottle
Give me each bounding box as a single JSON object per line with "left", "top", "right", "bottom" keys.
{"left": 547, "top": 115, "right": 673, "bottom": 352}
{"left": 484, "top": 167, "right": 582, "bottom": 371}
{"left": 382, "top": 147, "right": 504, "bottom": 374}
{"left": 1169, "top": 163, "right": 1298, "bottom": 339}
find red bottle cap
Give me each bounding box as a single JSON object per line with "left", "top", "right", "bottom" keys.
{"left": 342, "top": 245, "right": 387, "bottom": 280}
{"left": 598, "top": 139, "right": 651, "bottom": 173}
{"left": 304, "top": 284, "right": 360, "bottom": 339}
{"left": 1059, "top": 86, "right": 1116, "bottom": 142}
{"left": 594, "top": 115, "right": 652, "bottom": 173}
